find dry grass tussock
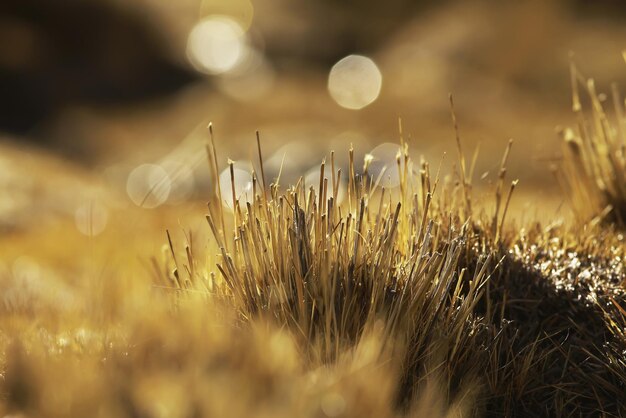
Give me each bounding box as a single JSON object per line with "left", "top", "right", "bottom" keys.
{"left": 557, "top": 54, "right": 626, "bottom": 227}
{"left": 1, "top": 101, "right": 626, "bottom": 417}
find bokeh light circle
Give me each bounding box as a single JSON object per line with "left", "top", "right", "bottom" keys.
{"left": 161, "top": 161, "right": 195, "bottom": 204}
{"left": 304, "top": 166, "right": 347, "bottom": 203}
{"left": 366, "top": 143, "right": 403, "bottom": 188}
{"left": 186, "top": 16, "right": 247, "bottom": 75}
{"left": 219, "top": 163, "right": 253, "bottom": 210}
{"left": 328, "top": 55, "right": 382, "bottom": 110}
{"left": 75, "top": 201, "right": 109, "bottom": 237}
{"left": 126, "top": 164, "right": 171, "bottom": 208}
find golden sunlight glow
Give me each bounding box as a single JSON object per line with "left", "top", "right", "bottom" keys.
{"left": 328, "top": 55, "right": 382, "bottom": 110}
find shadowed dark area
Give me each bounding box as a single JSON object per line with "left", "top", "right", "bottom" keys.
{"left": 0, "top": 0, "right": 198, "bottom": 135}
{"left": 465, "top": 236, "right": 626, "bottom": 416}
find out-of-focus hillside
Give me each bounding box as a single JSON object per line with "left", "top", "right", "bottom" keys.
{"left": 0, "top": 0, "right": 624, "bottom": 236}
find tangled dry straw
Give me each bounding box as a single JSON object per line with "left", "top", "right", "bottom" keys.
{"left": 1, "top": 97, "right": 626, "bottom": 417}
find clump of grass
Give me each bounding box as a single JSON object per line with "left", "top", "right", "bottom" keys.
{"left": 148, "top": 121, "right": 534, "bottom": 413}
{"left": 151, "top": 112, "right": 626, "bottom": 415}
{"left": 201, "top": 129, "right": 498, "bottom": 408}
{"left": 557, "top": 56, "right": 626, "bottom": 226}
{"left": 160, "top": 119, "right": 611, "bottom": 415}
{"left": 2, "top": 100, "right": 626, "bottom": 417}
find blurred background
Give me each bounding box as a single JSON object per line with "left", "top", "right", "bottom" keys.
{"left": 1, "top": 0, "right": 625, "bottom": 241}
